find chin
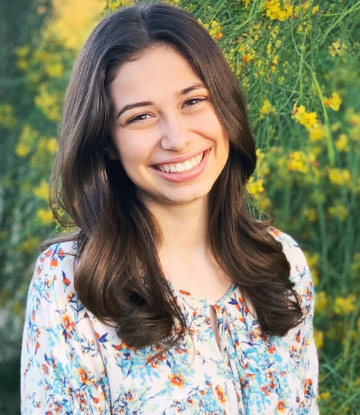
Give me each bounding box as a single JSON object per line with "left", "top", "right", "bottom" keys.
{"left": 158, "top": 186, "right": 213, "bottom": 206}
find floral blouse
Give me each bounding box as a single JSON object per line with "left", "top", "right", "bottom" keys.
{"left": 21, "top": 228, "right": 318, "bottom": 414}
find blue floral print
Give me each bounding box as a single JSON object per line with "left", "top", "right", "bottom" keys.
{"left": 21, "top": 228, "right": 318, "bottom": 414}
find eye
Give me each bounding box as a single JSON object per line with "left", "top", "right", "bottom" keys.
{"left": 126, "top": 113, "right": 151, "bottom": 124}
{"left": 184, "top": 97, "right": 209, "bottom": 107}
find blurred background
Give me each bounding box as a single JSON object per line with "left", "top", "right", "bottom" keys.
{"left": 0, "top": 0, "right": 359, "bottom": 413}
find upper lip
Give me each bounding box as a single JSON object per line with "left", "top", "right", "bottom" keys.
{"left": 151, "top": 149, "right": 209, "bottom": 166}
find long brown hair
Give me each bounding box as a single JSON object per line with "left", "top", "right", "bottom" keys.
{"left": 50, "top": 2, "right": 303, "bottom": 350}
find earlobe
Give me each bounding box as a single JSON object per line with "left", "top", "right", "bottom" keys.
{"left": 104, "top": 144, "right": 118, "bottom": 160}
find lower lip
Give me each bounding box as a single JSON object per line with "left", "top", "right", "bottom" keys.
{"left": 150, "top": 149, "right": 211, "bottom": 184}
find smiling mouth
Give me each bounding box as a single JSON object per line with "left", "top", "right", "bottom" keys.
{"left": 154, "top": 152, "right": 205, "bottom": 174}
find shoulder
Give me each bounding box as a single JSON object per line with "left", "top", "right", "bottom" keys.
{"left": 35, "top": 240, "right": 77, "bottom": 276}
{"left": 28, "top": 240, "right": 78, "bottom": 307}
{"left": 267, "top": 226, "right": 314, "bottom": 320}
{"left": 267, "top": 226, "right": 308, "bottom": 274}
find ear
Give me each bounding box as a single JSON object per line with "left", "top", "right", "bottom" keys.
{"left": 104, "top": 143, "right": 118, "bottom": 160}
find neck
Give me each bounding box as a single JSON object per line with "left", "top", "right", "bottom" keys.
{"left": 145, "top": 197, "right": 209, "bottom": 256}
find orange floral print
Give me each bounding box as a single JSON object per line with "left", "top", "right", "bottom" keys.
{"left": 78, "top": 368, "right": 91, "bottom": 386}
{"left": 277, "top": 399, "right": 286, "bottom": 413}
{"left": 21, "top": 232, "right": 318, "bottom": 414}
{"left": 169, "top": 372, "right": 185, "bottom": 388}
{"left": 63, "top": 314, "right": 75, "bottom": 339}
{"left": 215, "top": 385, "right": 226, "bottom": 404}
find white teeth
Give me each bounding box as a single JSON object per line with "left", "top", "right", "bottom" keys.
{"left": 184, "top": 160, "right": 192, "bottom": 171}
{"left": 176, "top": 163, "right": 185, "bottom": 172}
{"left": 155, "top": 152, "right": 205, "bottom": 174}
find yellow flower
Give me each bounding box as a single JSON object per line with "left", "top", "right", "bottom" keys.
{"left": 47, "top": 137, "right": 59, "bottom": 155}
{"left": 20, "top": 236, "right": 41, "bottom": 254}
{"left": 270, "top": 55, "right": 279, "bottom": 72}
{"left": 34, "top": 84, "right": 62, "bottom": 122}
{"left": 260, "top": 100, "right": 276, "bottom": 118}
{"left": 349, "top": 112, "right": 360, "bottom": 127}
{"left": 308, "top": 123, "right": 328, "bottom": 142}
{"left": 255, "top": 149, "right": 270, "bottom": 177}
{"left": 328, "top": 203, "right": 348, "bottom": 221}
{"left": 313, "top": 329, "right": 324, "bottom": 349}
{"left": 335, "top": 133, "right": 349, "bottom": 152}
{"left": 208, "top": 20, "right": 223, "bottom": 40}
{"left": 238, "top": 0, "right": 250, "bottom": 7}
{"left": 34, "top": 50, "right": 50, "bottom": 62}
{"left": 270, "top": 26, "right": 279, "bottom": 40}
{"left": 266, "top": 42, "right": 272, "bottom": 56}
{"left": 329, "top": 40, "right": 341, "bottom": 57}
{"left": 286, "top": 151, "right": 308, "bottom": 174}
{"left": 0, "top": 104, "right": 17, "bottom": 129}
{"left": 304, "top": 251, "right": 319, "bottom": 285}
{"left": 15, "top": 44, "right": 30, "bottom": 58}
{"left": 334, "top": 294, "right": 356, "bottom": 315}
{"left": 293, "top": 105, "right": 317, "bottom": 129}
{"left": 37, "top": 208, "right": 54, "bottom": 226}
{"left": 33, "top": 181, "right": 49, "bottom": 201}
{"left": 15, "top": 143, "right": 31, "bottom": 158}
{"left": 17, "top": 59, "right": 30, "bottom": 71}
{"left": 44, "top": 62, "right": 64, "bottom": 78}
{"left": 320, "top": 392, "right": 330, "bottom": 400}
{"left": 241, "top": 50, "right": 256, "bottom": 63}
{"left": 312, "top": 6, "right": 319, "bottom": 13}
{"left": 324, "top": 92, "right": 341, "bottom": 111}
{"left": 15, "top": 124, "right": 39, "bottom": 158}
{"left": 264, "top": 0, "right": 292, "bottom": 21}
{"left": 304, "top": 207, "right": 318, "bottom": 224}
{"left": 315, "top": 291, "right": 327, "bottom": 314}
{"left": 348, "top": 112, "right": 360, "bottom": 142}
{"left": 259, "top": 195, "right": 271, "bottom": 211}
{"left": 328, "top": 168, "right": 351, "bottom": 186}
{"left": 247, "top": 177, "right": 264, "bottom": 198}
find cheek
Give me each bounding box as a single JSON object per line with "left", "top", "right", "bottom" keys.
{"left": 114, "top": 131, "right": 154, "bottom": 171}
{"left": 193, "top": 111, "right": 228, "bottom": 145}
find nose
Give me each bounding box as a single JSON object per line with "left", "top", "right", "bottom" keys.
{"left": 159, "top": 112, "right": 191, "bottom": 152}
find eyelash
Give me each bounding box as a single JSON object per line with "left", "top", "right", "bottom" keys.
{"left": 126, "top": 97, "right": 209, "bottom": 124}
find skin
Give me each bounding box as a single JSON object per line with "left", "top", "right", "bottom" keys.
{"left": 108, "top": 45, "right": 232, "bottom": 305}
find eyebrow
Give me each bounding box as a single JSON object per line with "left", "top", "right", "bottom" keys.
{"left": 116, "top": 82, "right": 206, "bottom": 119}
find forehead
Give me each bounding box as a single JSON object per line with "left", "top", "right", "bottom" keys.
{"left": 109, "top": 45, "right": 202, "bottom": 103}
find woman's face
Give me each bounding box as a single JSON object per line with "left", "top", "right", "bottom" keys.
{"left": 108, "top": 45, "right": 229, "bottom": 207}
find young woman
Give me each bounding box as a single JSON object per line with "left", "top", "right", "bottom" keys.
{"left": 21, "top": 3, "right": 318, "bottom": 414}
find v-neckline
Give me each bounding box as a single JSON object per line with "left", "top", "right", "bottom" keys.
{"left": 167, "top": 280, "right": 236, "bottom": 306}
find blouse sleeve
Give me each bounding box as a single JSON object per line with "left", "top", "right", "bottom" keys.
{"left": 21, "top": 243, "right": 111, "bottom": 415}
{"left": 273, "top": 229, "right": 319, "bottom": 414}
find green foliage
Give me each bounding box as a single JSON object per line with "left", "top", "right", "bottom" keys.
{"left": 0, "top": 0, "right": 72, "bottom": 411}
